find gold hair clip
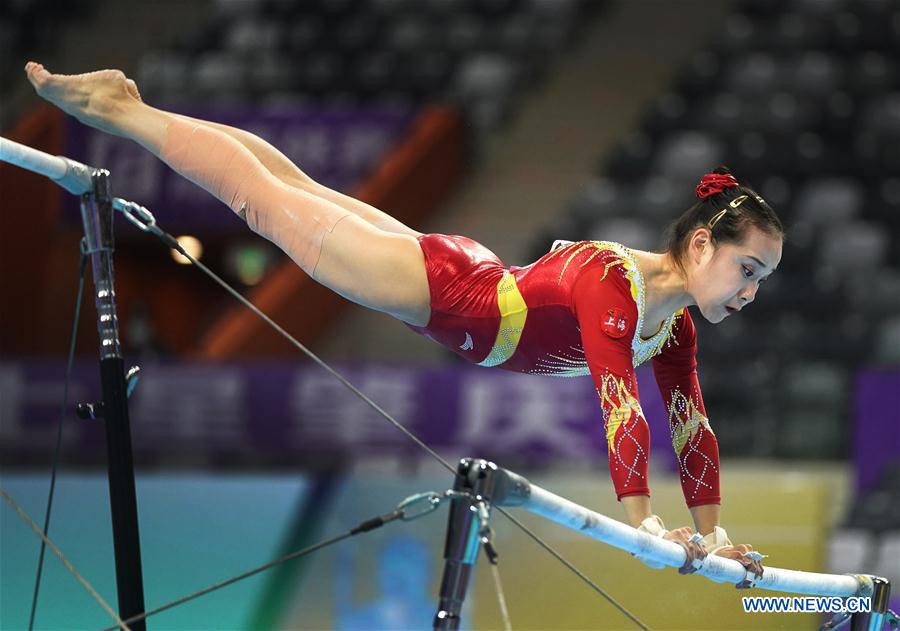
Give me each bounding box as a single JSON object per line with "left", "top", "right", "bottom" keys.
{"left": 729, "top": 195, "right": 749, "bottom": 208}
{"left": 707, "top": 208, "right": 728, "bottom": 230}
{"left": 707, "top": 195, "right": 750, "bottom": 230}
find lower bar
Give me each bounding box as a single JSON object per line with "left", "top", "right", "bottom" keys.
{"left": 510, "top": 477, "right": 873, "bottom": 598}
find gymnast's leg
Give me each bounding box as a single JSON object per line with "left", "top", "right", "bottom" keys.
{"left": 27, "top": 64, "right": 419, "bottom": 237}
{"left": 167, "top": 112, "right": 422, "bottom": 237}
{"left": 25, "top": 63, "right": 431, "bottom": 325}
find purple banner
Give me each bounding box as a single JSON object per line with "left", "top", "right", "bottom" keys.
{"left": 853, "top": 369, "right": 900, "bottom": 494}
{"left": 0, "top": 361, "right": 675, "bottom": 470}
{"left": 62, "top": 107, "right": 414, "bottom": 233}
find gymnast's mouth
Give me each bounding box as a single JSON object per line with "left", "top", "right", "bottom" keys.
{"left": 724, "top": 305, "right": 738, "bottom": 315}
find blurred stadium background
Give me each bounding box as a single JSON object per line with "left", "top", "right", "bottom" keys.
{"left": 1, "top": 0, "right": 898, "bottom": 629}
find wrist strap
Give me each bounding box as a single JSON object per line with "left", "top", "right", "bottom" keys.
{"left": 701, "top": 525, "right": 732, "bottom": 554}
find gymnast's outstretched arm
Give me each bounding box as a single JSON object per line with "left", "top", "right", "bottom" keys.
{"left": 25, "top": 62, "right": 431, "bottom": 326}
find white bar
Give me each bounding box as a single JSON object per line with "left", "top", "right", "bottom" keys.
{"left": 0, "top": 136, "right": 67, "bottom": 179}
{"left": 0, "top": 136, "right": 94, "bottom": 194}
{"left": 522, "top": 484, "right": 871, "bottom": 598}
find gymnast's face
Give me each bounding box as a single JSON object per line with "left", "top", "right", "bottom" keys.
{"left": 686, "top": 226, "right": 782, "bottom": 324}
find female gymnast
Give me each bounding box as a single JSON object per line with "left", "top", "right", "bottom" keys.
{"left": 25, "top": 63, "right": 781, "bottom": 579}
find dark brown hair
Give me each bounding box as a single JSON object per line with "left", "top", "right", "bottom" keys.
{"left": 664, "top": 166, "right": 785, "bottom": 272}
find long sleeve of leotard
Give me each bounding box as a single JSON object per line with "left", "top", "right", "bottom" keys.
{"left": 572, "top": 267, "right": 651, "bottom": 501}
{"left": 651, "top": 309, "right": 721, "bottom": 507}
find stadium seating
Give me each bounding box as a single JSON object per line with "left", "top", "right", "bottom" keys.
{"left": 137, "top": 0, "right": 602, "bottom": 130}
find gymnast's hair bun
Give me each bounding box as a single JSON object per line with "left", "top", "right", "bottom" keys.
{"left": 696, "top": 167, "right": 740, "bottom": 200}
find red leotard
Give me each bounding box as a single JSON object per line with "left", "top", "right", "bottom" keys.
{"left": 405, "top": 234, "right": 720, "bottom": 508}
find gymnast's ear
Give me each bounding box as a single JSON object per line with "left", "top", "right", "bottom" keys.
{"left": 687, "top": 226, "right": 713, "bottom": 262}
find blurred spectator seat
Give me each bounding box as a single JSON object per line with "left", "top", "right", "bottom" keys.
{"left": 632, "top": 176, "right": 691, "bottom": 222}
{"left": 653, "top": 131, "right": 725, "bottom": 188}
{"left": 587, "top": 217, "right": 655, "bottom": 252}
{"left": 451, "top": 53, "right": 519, "bottom": 129}
{"left": 871, "top": 316, "right": 900, "bottom": 365}
{"left": 224, "top": 18, "right": 282, "bottom": 54}
{"left": 793, "top": 177, "right": 864, "bottom": 226}
{"left": 726, "top": 53, "right": 784, "bottom": 95}
{"left": 791, "top": 51, "right": 843, "bottom": 95}
{"left": 604, "top": 131, "right": 655, "bottom": 180}
{"left": 848, "top": 52, "right": 898, "bottom": 96}
{"left": 193, "top": 52, "right": 248, "bottom": 95}
{"left": 565, "top": 178, "right": 632, "bottom": 223}
{"left": 818, "top": 220, "right": 889, "bottom": 275}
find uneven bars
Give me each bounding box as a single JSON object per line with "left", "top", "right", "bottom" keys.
{"left": 0, "top": 135, "right": 94, "bottom": 195}
{"left": 515, "top": 482, "right": 872, "bottom": 598}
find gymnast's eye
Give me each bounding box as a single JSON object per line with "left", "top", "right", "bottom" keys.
{"left": 742, "top": 266, "right": 754, "bottom": 278}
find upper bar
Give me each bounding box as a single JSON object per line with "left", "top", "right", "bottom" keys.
{"left": 514, "top": 482, "right": 872, "bottom": 598}
{"left": 0, "top": 136, "right": 94, "bottom": 195}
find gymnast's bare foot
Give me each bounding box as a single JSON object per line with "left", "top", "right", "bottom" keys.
{"left": 24, "top": 62, "right": 142, "bottom": 135}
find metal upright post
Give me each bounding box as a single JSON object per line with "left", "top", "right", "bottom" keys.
{"left": 80, "top": 169, "right": 146, "bottom": 629}
{"left": 433, "top": 458, "right": 530, "bottom": 630}
{"left": 434, "top": 459, "right": 494, "bottom": 630}
{"left": 851, "top": 576, "right": 890, "bottom": 631}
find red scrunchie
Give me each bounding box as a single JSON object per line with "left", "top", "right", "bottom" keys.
{"left": 696, "top": 173, "right": 739, "bottom": 199}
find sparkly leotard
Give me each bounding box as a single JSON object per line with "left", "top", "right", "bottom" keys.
{"left": 406, "top": 234, "right": 721, "bottom": 507}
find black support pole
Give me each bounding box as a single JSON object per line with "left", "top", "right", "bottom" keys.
{"left": 854, "top": 576, "right": 891, "bottom": 631}
{"left": 432, "top": 459, "right": 533, "bottom": 629}
{"left": 434, "top": 459, "right": 493, "bottom": 630}
{"left": 80, "top": 170, "right": 146, "bottom": 629}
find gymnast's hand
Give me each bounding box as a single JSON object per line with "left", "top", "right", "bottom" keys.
{"left": 710, "top": 543, "right": 765, "bottom": 578}
{"left": 633, "top": 516, "right": 707, "bottom": 572}
{"left": 702, "top": 526, "right": 765, "bottom": 585}
{"left": 663, "top": 526, "right": 707, "bottom": 573}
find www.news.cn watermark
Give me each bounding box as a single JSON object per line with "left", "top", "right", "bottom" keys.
{"left": 742, "top": 596, "right": 872, "bottom": 614}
